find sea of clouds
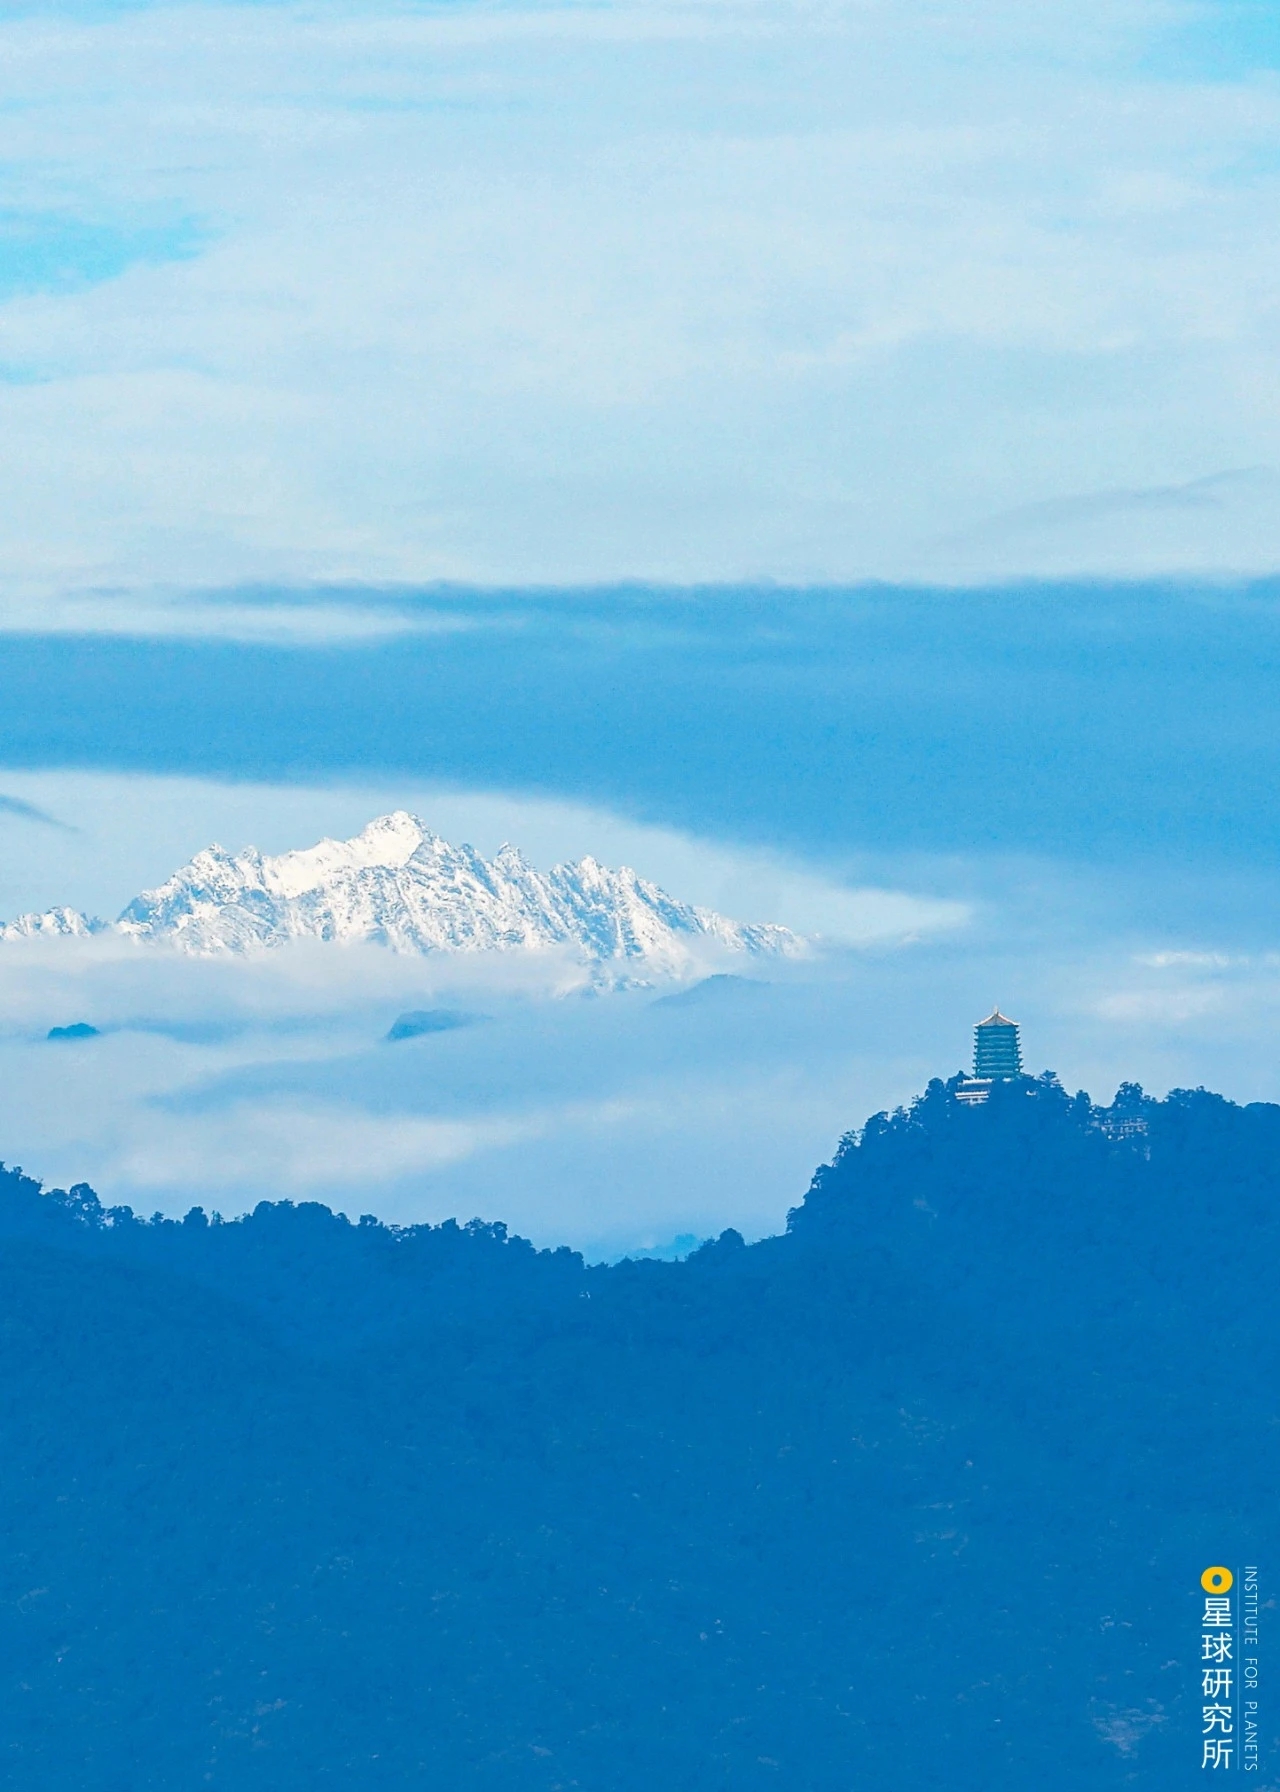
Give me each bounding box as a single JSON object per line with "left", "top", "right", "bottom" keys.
{"left": 0, "top": 770, "right": 1276, "bottom": 1254}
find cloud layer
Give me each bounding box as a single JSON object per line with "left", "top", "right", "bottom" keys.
{"left": 0, "top": 0, "right": 1277, "bottom": 619}
{"left": 0, "top": 773, "right": 968, "bottom": 1247}
{"left": 2, "top": 770, "right": 1280, "bottom": 1250}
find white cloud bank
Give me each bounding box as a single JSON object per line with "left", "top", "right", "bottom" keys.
{"left": 0, "top": 0, "right": 1277, "bottom": 625}
{"left": 0, "top": 773, "right": 970, "bottom": 1246}
{"left": 1, "top": 771, "right": 1279, "bottom": 1248}
{"left": 7, "top": 897, "right": 1280, "bottom": 1252}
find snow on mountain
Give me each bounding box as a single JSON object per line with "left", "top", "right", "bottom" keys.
{"left": 0, "top": 906, "right": 105, "bottom": 943}
{"left": 0, "top": 813, "right": 803, "bottom": 971}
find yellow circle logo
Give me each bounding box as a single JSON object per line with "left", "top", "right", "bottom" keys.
{"left": 1202, "top": 1567, "right": 1234, "bottom": 1594}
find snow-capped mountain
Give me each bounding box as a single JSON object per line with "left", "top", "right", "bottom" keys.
{"left": 0, "top": 812, "right": 802, "bottom": 971}
{"left": 0, "top": 906, "right": 104, "bottom": 942}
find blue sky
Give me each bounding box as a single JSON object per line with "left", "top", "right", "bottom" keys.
{"left": 0, "top": 0, "right": 1276, "bottom": 609}
{"left": 0, "top": 2, "right": 1276, "bottom": 1239}
{"left": 0, "top": 214, "right": 202, "bottom": 305}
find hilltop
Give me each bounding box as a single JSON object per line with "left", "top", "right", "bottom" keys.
{"left": 0, "top": 1072, "right": 1272, "bottom": 1789}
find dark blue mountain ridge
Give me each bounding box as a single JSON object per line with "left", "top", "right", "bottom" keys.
{"left": 0, "top": 1072, "right": 1273, "bottom": 1789}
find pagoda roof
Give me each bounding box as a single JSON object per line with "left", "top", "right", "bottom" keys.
{"left": 976, "top": 1009, "right": 1019, "bottom": 1028}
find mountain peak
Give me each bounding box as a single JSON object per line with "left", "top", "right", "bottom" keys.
{"left": 0, "top": 905, "right": 105, "bottom": 943}
{"left": 0, "top": 815, "right": 805, "bottom": 971}
{"left": 260, "top": 811, "right": 427, "bottom": 899}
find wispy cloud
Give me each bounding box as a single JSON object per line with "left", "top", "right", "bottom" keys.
{"left": 0, "top": 792, "right": 73, "bottom": 829}
{"left": 941, "top": 468, "right": 1280, "bottom": 543}
{"left": 928, "top": 469, "right": 1280, "bottom": 576}
{"left": 0, "top": 0, "right": 1274, "bottom": 619}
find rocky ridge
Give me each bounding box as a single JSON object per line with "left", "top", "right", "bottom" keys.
{"left": 0, "top": 811, "right": 802, "bottom": 972}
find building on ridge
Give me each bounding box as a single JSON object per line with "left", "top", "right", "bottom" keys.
{"left": 955, "top": 1008, "right": 1023, "bottom": 1105}
{"left": 974, "top": 1009, "right": 1022, "bottom": 1078}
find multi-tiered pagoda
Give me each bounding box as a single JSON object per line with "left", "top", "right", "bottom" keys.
{"left": 974, "top": 1009, "right": 1022, "bottom": 1077}
{"left": 955, "top": 1009, "right": 1023, "bottom": 1105}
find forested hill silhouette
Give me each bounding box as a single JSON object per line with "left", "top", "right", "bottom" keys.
{"left": 2, "top": 1073, "right": 1275, "bottom": 1790}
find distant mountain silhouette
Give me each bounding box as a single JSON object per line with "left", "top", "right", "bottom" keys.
{"left": 0, "top": 1071, "right": 1272, "bottom": 1789}
{"left": 384, "top": 1007, "right": 475, "bottom": 1041}
{"left": 651, "top": 971, "right": 766, "bottom": 1006}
